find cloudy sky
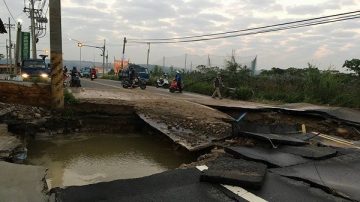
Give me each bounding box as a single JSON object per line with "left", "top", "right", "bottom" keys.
{"left": 1, "top": 0, "right": 359, "bottom": 70}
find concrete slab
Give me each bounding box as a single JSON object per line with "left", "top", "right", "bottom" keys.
{"left": 277, "top": 145, "right": 337, "bottom": 160}
{"left": 200, "top": 157, "right": 267, "bottom": 189}
{"left": 0, "top": 124, "right": 21, "bottom": 159}
{"left": 0, "top": 161, "right": 48, "bottom": 202}
{"left": 225, "top": 146, "right": 310, "bottom": 167}
{"left": 271, "top": 153, "right": 360, "bottom": 201}
{"left": 138, "top": 113, "right": 221, "bottom": 151}
{"left": 249, "top": 172, "right": 351, "bottom": 202}
{"left": 53, "top": 168, "right": 241, "bottom": 202}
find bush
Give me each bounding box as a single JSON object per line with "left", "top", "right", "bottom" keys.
{"left": 102, "top": 74, "right": 119, "bottom": 80}
{"left": 232, "top": 87, "right": 254, "bottom": 100}
{"left": 64, "top": 90, "right": 79, "bottom": 104}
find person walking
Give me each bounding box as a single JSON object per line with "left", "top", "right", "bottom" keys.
{"left": 175, "top": 70, "right": 182, "bottom": 93}
{"left": 212, "top": 73, "right": 223, "bottom": 99}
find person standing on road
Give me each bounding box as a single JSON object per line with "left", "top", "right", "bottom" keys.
{"left": 212, "top": 73, "right": 223, "bottom": 99}
{"left": 175, "top": 70, "right": 182, "bottom": 93}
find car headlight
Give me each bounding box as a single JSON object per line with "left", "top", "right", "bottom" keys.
{"left": 21, "top": 73, "right": 29, "bottom": 78}
{"left": 40, "top": 73, "right": 49, "bottom": 78}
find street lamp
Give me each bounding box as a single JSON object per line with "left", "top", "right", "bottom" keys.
{"left": 69, "top": 38, "right": 106, "bottom": 76}
{"left": 77, "top": 42, "right": 82, "bottom": 69}
{"left": 69, "top": 38, "right": 83, "bottom": 69}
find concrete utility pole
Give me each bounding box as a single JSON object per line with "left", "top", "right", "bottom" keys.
{"left": 121, "top": 37, "right": 127, "bottom": 70}
{"left": 163, "top": 56, "right": 165, "bottom": 69}
{"left": 15, "top": 22, "right": 22, "bottom": 72}
{"left": 8, "top": 18, "right": 12, "bottom": 71}
{"left": 146, "top": 42, "right": 150, "bottom": 67}
{"left": 5, "top": 18, "right": 15, "bottom": 72}
{"left": 5, "top": 39, "right": 9, "bottom": 70}
{"left": 102, "top": 39, "right": 106, "bottom": 75}
{"left": 30, "top": 0, "right": 37, "bottom": 59}
{"left": 184, "top": 54, "right": 187, "bottom": 70}
{"left": 49, "top": 0, "right": 64, "bottom": 109}
{"left": 106, "top": 50, "right": 108, "bottom": 70}
{"left": 77, "top": 42, "right": 82, "bottom": 69}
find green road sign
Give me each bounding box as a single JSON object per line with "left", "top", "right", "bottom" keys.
{"left": 21, "top": 32, "right": 30, "bottom": 60}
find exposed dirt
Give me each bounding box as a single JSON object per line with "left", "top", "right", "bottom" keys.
{"left": 241, "top": 111, "right": 360, "bottom": 141}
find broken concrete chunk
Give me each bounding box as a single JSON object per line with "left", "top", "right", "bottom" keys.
{"left": 225, "top": 146, "right": 310, "bottom": 167}
{"left": 271, "top": 153, "right": 360, "bottom": 201}
{"left": 200, "top": 157, "right": 267, "bottom": 189}
{"left": 0, "top": 161, "right": 48, "bottom": 202}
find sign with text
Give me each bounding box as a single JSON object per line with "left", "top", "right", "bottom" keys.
{"left": 21, "top": 32, "right": 30, "bottom": 60}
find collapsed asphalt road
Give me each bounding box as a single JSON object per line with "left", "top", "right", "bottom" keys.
{"left": 1, "top": 78, "right": 360, "bottom": 201}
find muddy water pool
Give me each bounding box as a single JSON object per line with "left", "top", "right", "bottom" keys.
{"left": 26, "top": 133, "right": 196, "bottom": 188}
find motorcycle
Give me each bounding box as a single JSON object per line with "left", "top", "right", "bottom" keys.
{"left": 122, "top": 77, "right": 146, "bottom": 90}
{"left": 70, "top": 73, "right": 81, "bottom": 87}
{"left": 169, "top": 79, "right": 183, "bottom": 93}
{"left": 63, "top": 73, "right": 70, "bottom": 87}
{"left": 90, "top": 72, "right": 96, "bottom": 81}
{"left": 156, "top": 77, "right": 169, "bottom": 88}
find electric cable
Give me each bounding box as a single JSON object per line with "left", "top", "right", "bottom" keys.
{"left": 128, "top": 10, "right": 359, "bottom": 42}
{"left": 128, "top": 14, "right": 360, "bottom": 44}
{"left": 2, "top": 0, "right": 16, "bottom": 22}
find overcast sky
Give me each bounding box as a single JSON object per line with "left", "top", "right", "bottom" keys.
{"left": 1, "top": 0, "right": 359, "bottom": 70}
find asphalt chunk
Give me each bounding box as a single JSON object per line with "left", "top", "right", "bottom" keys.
{"left": 271, "top": 153, "right": 360, "bottom": 201}
{"left": 200, "top": 156, "right": 267, "bottom": 189}
{"left": 225, "top": 146, "right": 310, "bottom": 167}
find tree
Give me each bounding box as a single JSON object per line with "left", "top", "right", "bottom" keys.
{"left": 0, "top": 53, "right": 4, "bottom": 60}
{"left": 343, "top": 59, "right": 360, "bottom": 76}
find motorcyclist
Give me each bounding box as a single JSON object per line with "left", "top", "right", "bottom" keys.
{"left": 175, "top": 70, "right": 182, "bottom": 93}
{"left": 90, "top": 68, "right": 97, "bottom": 79}
{"left": 129, "top": 67, "right": 136, "bottom": 86}
{"left": 71, "top": 67, "right": 81, "bottom": 87}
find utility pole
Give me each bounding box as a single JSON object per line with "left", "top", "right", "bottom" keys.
{"left": 184, "top": 54, "right": 187, "bottom": 70}
{"left": 121, "top": 37, "right": 127, "bottom": 70}
{"left": 6, "top": 39, "right": 9, "bottom": 72}
{"left": 49, "top": 0, "right": 64, "bottom": 109}
{"left": 77, "top": 42, "right": 82, "bottom": 69}
{"left": 5, "top": 18, "right": 15, "bottom": 72}
{"left": 106, "top": 50, "right": 108, "bottom": 70}
{"left": 30, "top": 0, "right": 37, "bottom": 59}
{"left": 163, "top": 56, "right": 165, "bottom": 69}
{"left": 15, "top": 22, "right": 22, "bottom": 73}
{"left": 102, "top": 39, "right": 106, "bottom": 76}
{"left": 146, "top": 42, "right": 150, "bottom": 67}
{"left": 207, "top": 54, "right": 211, "bottom": 68}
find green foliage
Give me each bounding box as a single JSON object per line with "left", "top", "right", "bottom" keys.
{"left": 64, "top": 90, "right": 79, "bottom": 104}
{"left": 232, "top": 87, "right": 254, "bottom": 100}
{"left": 108, "top": 69, "right": 115, "bottom": 75}
{"left": 101, "top": 74, "right": 119, "bottom": 80}
{"left": 343, "top": 59, "right": 360, "bottom": 75}
{"left": 179, "top": 60, "right": 359, "bottom": 108}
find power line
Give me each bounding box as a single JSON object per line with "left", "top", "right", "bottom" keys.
{"left": 128, "top": 10, "right": 359, "bottom": 41}
{"left": 2, "top": 0, "right": 16, "bottom": 22}
{"left": 128, "top": 13, "right": 359, "bottom": 44}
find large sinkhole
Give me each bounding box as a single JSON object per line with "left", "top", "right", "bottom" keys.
{"left": 19, "top": 103, "right": 199, "bottom": 189}
{"left": 26, "top": 132, "right": 197, "bottom": 189}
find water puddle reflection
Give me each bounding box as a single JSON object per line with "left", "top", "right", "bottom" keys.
{"left": 27, "top": 133, "right": 196, "bottom": 188}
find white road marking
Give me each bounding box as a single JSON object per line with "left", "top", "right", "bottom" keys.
{"left": 196, "top": 165, "right": 268, "bottom": 202}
